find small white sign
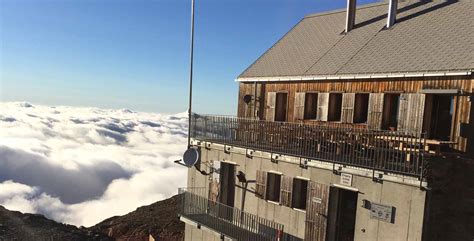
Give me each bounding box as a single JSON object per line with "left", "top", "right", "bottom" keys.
{"left": 370, "top": 203, "right": 394, "bottom": 223}
{"left": 312, "top": 197, "right": 322, "bottom": 204}
{"left": 340, "top": 173, "right": 353, "bottom": 186}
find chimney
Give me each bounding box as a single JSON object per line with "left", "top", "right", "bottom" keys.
{"left": 387, "top": 0, "right": 398, "bottom": 28}
{"left": 345, "top": 0, "right": 357, "bottom": 32}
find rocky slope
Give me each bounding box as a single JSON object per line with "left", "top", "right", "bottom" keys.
{"left": 89, "top": 194, "right": 183, "bottom": 241}
{"left": 0, "top": 195, "right": 183, "bottom": 241}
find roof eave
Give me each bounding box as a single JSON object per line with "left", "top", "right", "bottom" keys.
{"left": 235, "top": 70, "right": 473, "bottom": 82}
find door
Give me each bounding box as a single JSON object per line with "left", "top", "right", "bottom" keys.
{"left": 219, "top": 162, "right": 236, "bottom": 207}
{"left": 305, "top": 181, "right": 330, "bottom": 241}
{"left": 327, "top": 187, "right": 358, "bottom": 241}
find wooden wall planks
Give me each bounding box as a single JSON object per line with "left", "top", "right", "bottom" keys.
{"left": 237, "top": 76, "right": 473, "bottom": 152}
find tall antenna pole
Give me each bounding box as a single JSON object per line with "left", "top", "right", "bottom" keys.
{"left": 187, "top": 0, "right": 195, "bottom": 148}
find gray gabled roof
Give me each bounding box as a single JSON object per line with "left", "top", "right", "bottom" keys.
{"left": 238, "top": 0, "right": 473, "bottom": 81}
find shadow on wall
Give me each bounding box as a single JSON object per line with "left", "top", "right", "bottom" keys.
{"left": 425, "top": 154, "right": 474, "bottom": 241}
{"left": 0, "top": 146, "right": 132, "bottom": 204}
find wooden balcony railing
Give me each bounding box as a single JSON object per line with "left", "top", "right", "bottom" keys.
{"left": 190, "top": 114, "right": 428, "bottom": 177}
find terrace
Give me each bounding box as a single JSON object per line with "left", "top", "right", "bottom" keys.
{"left": 190, "top": 114, "right": 429, "bottom": 177}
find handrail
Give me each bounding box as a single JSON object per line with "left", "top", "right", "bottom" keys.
{"left": 178, "top": 187, "right": 284, "bottom": 241}
{"left": 190, "top": 114, "right": 427, "bottom": 177}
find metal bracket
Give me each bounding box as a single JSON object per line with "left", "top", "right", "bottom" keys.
{"left": 299, "top": 158, "right": 309, "bottom": 169}
{"left": 271, "top": 153, "right": 280, "bottom": 163}
{"left": 205, "top": 142, "right": 211, "bottom": 150}
{"left": 372, "top": 173, "right": 384, "bottom": 184}
{"left": 246, "top": 149, "right": 254, "bottom": 158}
{"left": 333, "top": 164, "right": 342, "bottom": 175}
{"left": 224, "top": 145, "right": 232, "bottom": 154}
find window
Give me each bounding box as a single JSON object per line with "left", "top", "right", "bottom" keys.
{"left": 291, "top": 178, "right": 308, "bottom": 210}
{"left": 328, "top": 93, "right": 343, "bottom": 121}
{"left": 304, "top": 93, "right": 318, "bottom": 120}
{"left": 353, "top": 93, "right": 370, "bottom": 124}
{"left": 275, "top": 93, "right": 288, "bottom": 122}
{"left": 266, "top": 172, "right": 281, "bottom": 202}
{"left": 382, "top": 94, "right": 400, "bottom": 130}
{"left": 423, "top": 94, "right": 455, "bottom": 140}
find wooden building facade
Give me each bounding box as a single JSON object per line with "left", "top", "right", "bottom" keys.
{"left": 181, "top": 1, "right": 474, "bottom": 241}
{"left": 238, "top": 76, "right": 473, "bottom": 153}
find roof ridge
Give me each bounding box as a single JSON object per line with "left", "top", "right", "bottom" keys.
{"left": 304, "top": 1, "right": 388, "bottom": 19}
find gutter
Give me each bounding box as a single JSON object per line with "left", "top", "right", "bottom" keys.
{"left": 236, "top": 70, "right": 472, "bottom": 82}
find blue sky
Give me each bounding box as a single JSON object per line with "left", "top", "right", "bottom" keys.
{"left": 0, "top": 0, "right": 378, "bottom": 114}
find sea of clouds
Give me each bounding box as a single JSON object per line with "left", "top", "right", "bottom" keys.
{"left": 0, "top": 102, "right": 188, "bottom": 227}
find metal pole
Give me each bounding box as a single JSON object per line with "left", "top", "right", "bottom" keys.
{"left": 187, "top": 0, "right": 195, "bottom": 148}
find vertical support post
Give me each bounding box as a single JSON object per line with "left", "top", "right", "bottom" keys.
{"left": 187, "top": 0, "right": 196, "bottom": 148}
{"left": 387, "top": 0, "right": 398, "bottom": 28}
{"left": 345, "top": 0, "right": 357, "bottom": 32}
{"left": 254, "top": 81, "right": 258, "bottom": 119}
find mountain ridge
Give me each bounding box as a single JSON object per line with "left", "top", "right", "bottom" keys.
{"left": 0, "top": 195, "right": 184, "bottom": 241}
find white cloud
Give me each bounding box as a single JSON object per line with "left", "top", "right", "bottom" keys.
{"left": 0, "top": 102, "right": 188, "bottom": 227}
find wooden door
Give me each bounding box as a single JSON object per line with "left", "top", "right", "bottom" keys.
{"left": 266, "top": 92, "right": 276, "bottom": 121}
{"left": 294, "top": 92, "right": 306, "bottom": 121}
{"left": 367, "top": 93, "right": 384, "bottom": 129}
{"left": 305, "top": 181, "right": 330, "bottom": 241}
{"left": 341, "top": 93, "right": 355, "bottom": 123}
{"left": 317, "top": 93, "right": 329, "bottom": 121}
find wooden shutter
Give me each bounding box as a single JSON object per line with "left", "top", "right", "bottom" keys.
{"left": 280, "top": 176, "right": 293, "bottom": 207}
{"left": 341, "top": 93, "right": 355, "bottom": 123}
{"left": 305, "top": 181, "right": 330, "bottom": 241}
{"left": 294, "top": 92, "right": 306, "bottom": 121}
{"left": 255, "top": 170, "right": 267, "bottom": 199}
{"left": 266, "top": 92, "right": 276, "bottom": 121}
{"left": 398, "top": 93, "right": 425, "bottom": 133}
{"left": 209, "top": 179, "right": 219, "bottom": 202}
{"left": 316, "top": 93, "right": 329, "bottom": 121}
{"left": 367, "top": 93, "right": 384, "bottom": 129}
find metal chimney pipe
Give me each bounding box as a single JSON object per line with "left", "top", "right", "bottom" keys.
{"left": 345, "top": 0, "right": 357, "bottom": 32}
{"left": 387, "top": 0, "right": 398, "bottom": 28}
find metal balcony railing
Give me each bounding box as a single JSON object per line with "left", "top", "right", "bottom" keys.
{"left": 178, "top": 187, "right": 284, "bottom": 241}
{"left": 190, "top": 114, "right": 427, "bottom": 177}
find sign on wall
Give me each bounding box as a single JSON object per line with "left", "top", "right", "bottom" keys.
{"left": 340, "top": 173, "right": 353, "bottom": 186}
{"left": 370, "top": 202, "right": 395, "bottom": 223}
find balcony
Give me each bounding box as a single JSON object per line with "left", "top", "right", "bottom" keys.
{"left": 190, "top": 114, "right": 428, "bottom": 177}
{"left": 178, "top": 188, "right": 284, "bottom": 241}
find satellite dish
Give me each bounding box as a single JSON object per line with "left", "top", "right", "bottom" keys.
{"left": 243, "top": 94, "right": 253, "bottom": 104}
{"left": 183, "top": 148, "right": 199, "bottom": 167}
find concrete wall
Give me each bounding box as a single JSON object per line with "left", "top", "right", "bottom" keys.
{"left": 184, "top": 145, "right": 427, "bottom": 241}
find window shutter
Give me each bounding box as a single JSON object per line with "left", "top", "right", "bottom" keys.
{"left": 209, "top": 179, "right": 219, "bottom": 202}
{"left": 266, "top": 92, "right": 276, "bottom": 121}
{"left": 341, "top": 93, "right": 355, "bottom": 123}
{"left": 397, "top": 93, "right": 410, "bottom": 132}
{"left": 410, "top": 93, "right": 425, "bottom": 134}
{"left": 280, "top": 176, "right": 293, "bottom": 207}
{"left": 398, "top": 93, "right": 425, "bottom": 134}
{"left": 316, "top": 93, "right": 329, "bottom": 121}
{"left": 367, "top": 93, "right": 384, "bottom": 129}
{"left": 255, "top": 170, "right": 267, "bottom": 199}
{"left": 305, "top": 181, "right": 330, "bottom": 241}
{"left": 294, "top": 92, "right": 306, "bottom": 121}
